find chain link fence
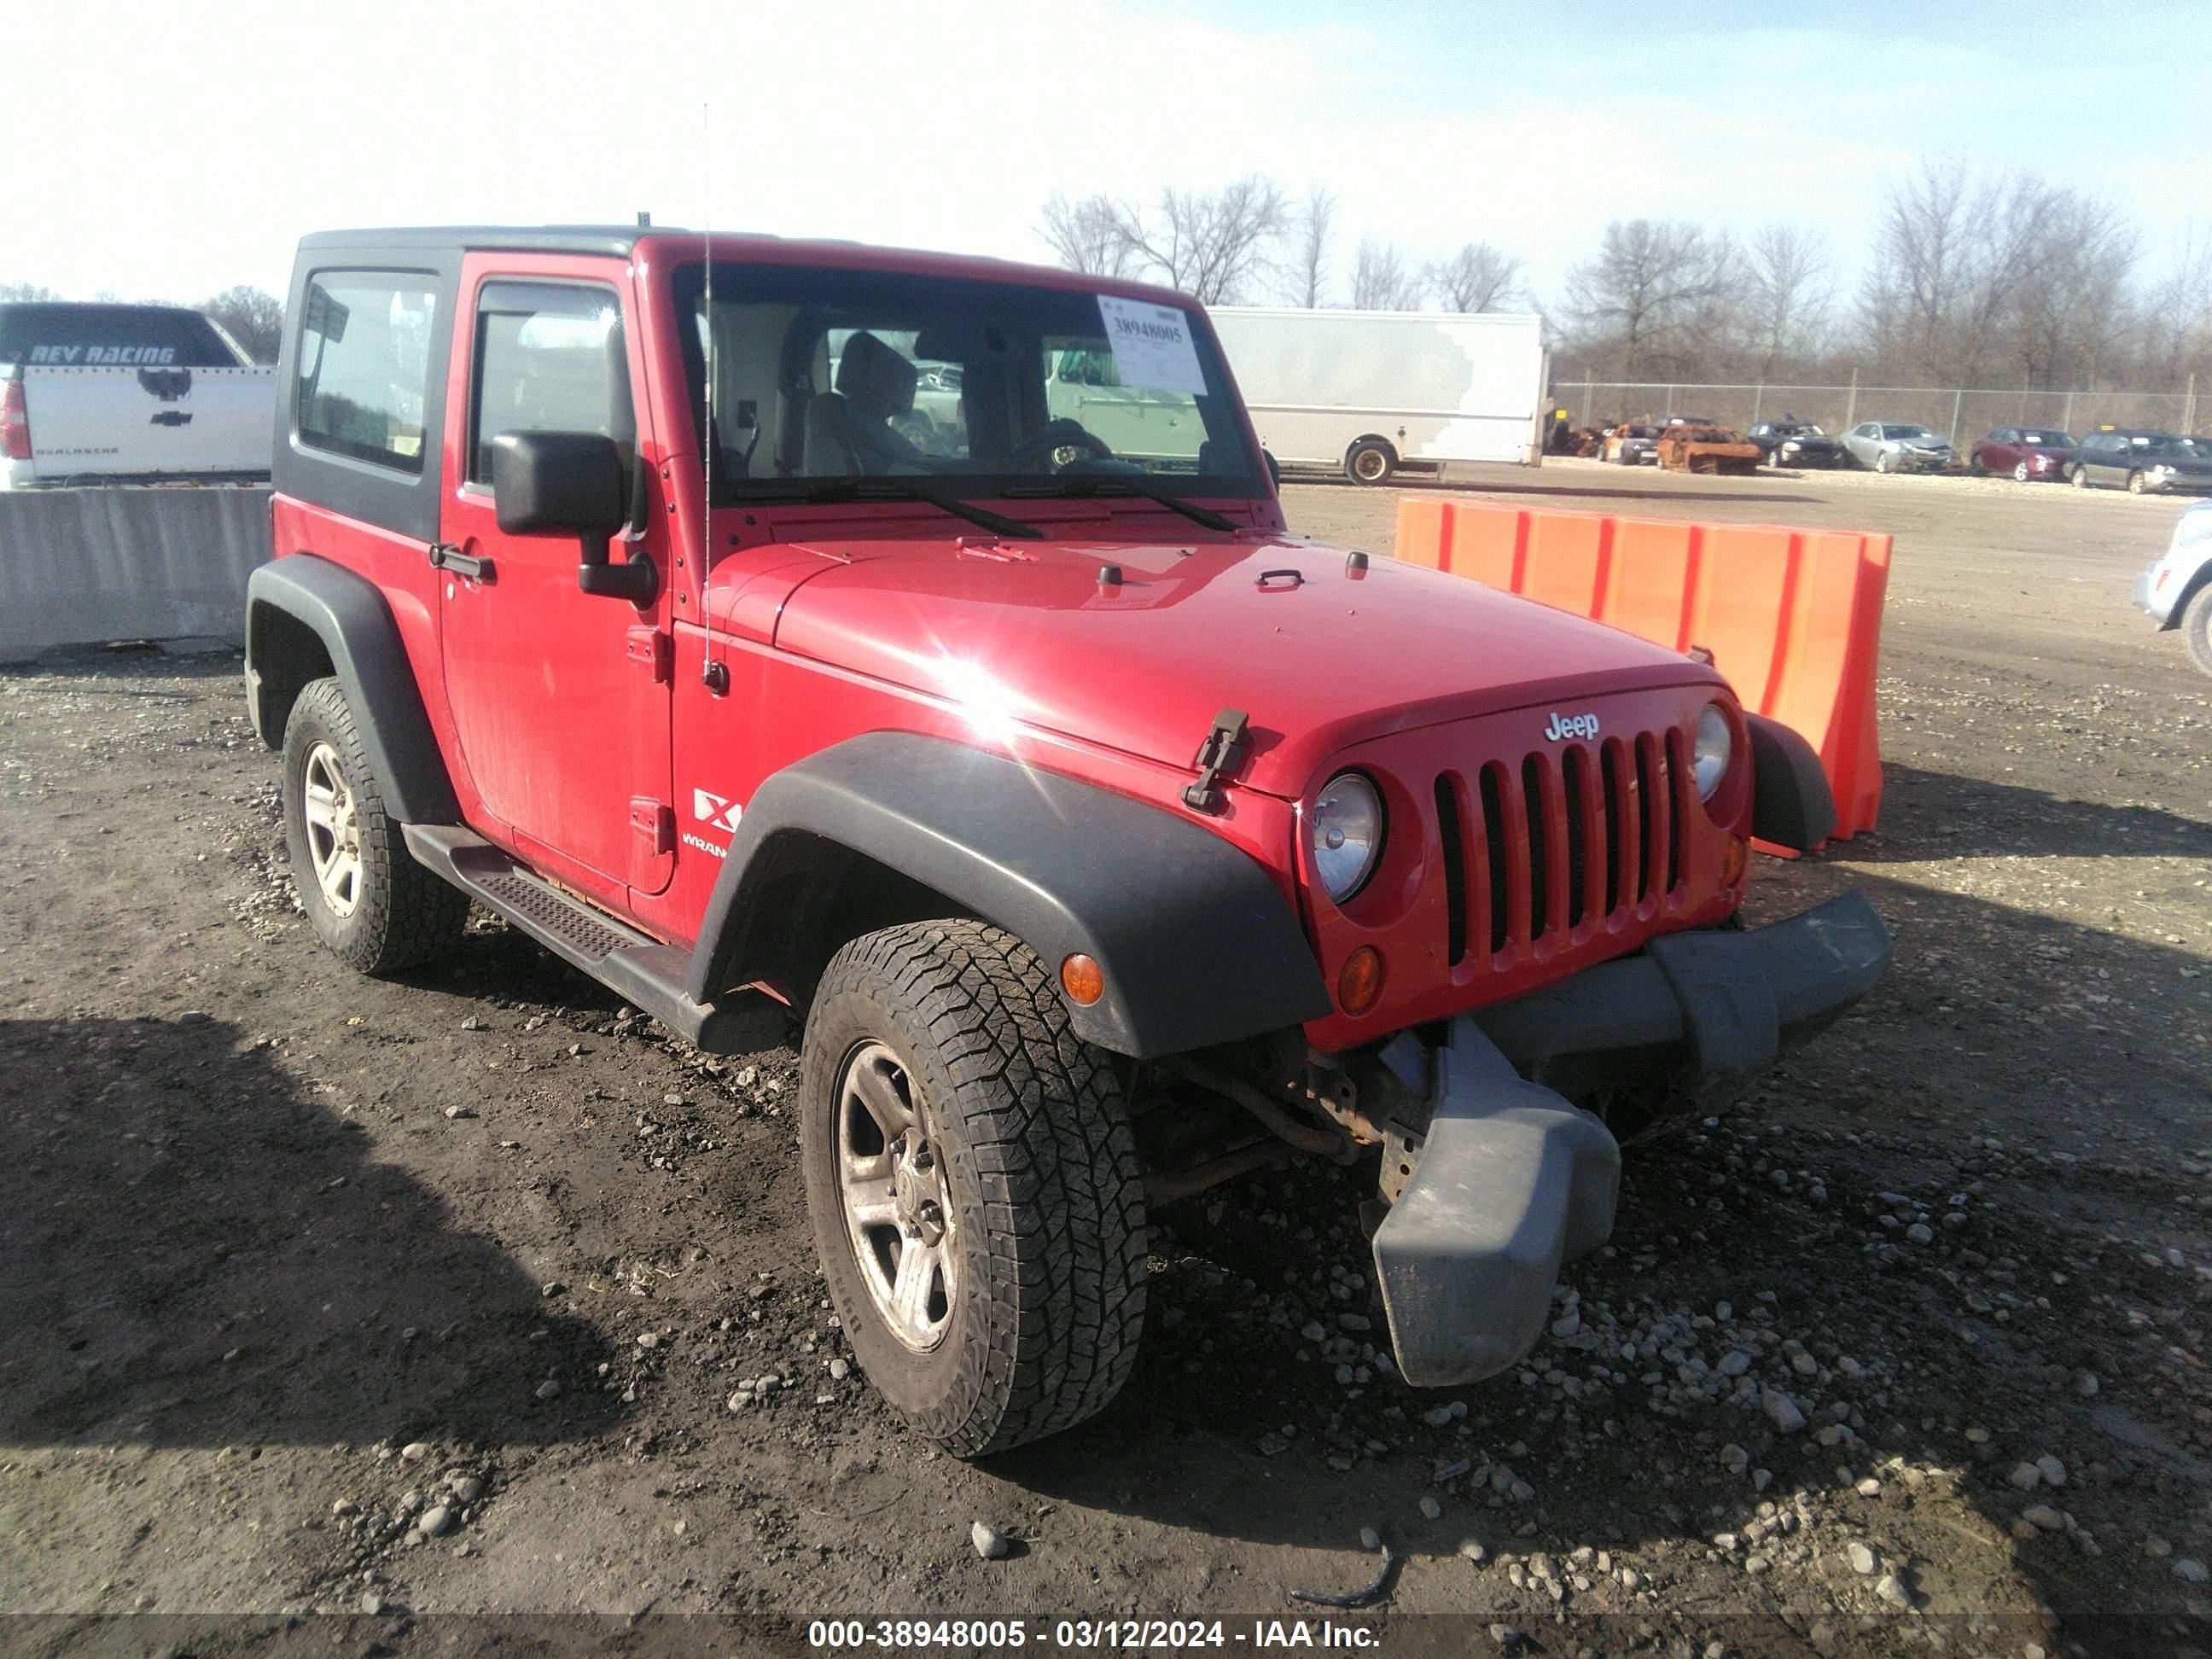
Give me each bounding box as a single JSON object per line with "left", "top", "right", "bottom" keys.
{"left": 1552, "top": 381, "right": 2207, "bottom": 447}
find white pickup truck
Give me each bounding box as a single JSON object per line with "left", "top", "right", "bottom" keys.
{"left": 2, "top": 302, "right": 275, "bottom": 488}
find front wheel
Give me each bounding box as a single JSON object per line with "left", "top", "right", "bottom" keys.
{"left": 2128, "top": 470, "right": 2149, "bottom": 495}
{"left": 1874, "top": 449, "right": 1894, "bottom": 474}
{"left": 2183, "top": 584, "right": 2212, "bottom": 678}
{"left": 2013, "top": 460, "right": 2032, "bottom": 482}
{"left": 281, "top": 678, "right": 467, "bottom": 973}
{"left": 799, "top": 920, "right": 1149, "bottom": 1457}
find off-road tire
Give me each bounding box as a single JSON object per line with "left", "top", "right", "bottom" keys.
{"left": 799, "top": 919, "right": 1148, "bottom": 1457}
{"left": 281, "top": 677, "right": 467, "bottom": 974}
{"left": 2182, "top": 583, "right": 2212, "bottom": 678}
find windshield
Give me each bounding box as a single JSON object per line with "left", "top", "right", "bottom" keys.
{"left": 1879, "top": 425, "right": 1936, "bottom": 440}
{"left": 674, "top": 264, "right": 1262, "bottom": 506}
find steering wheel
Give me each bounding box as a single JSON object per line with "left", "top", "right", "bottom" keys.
{"left": 1010, "top": 418, "right": 1111, "bottom": 471}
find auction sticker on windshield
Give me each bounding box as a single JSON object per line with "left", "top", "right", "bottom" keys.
{"left": 1096, "top": 295, "right": 1206, "bottom": 394}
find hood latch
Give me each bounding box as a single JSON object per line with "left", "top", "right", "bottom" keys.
{"left": 1184, "top": 707, "right": 1249, "bottom": 814}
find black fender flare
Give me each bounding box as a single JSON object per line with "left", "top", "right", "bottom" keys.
{"left": 245, "top": 556, "right": 459, "bottom": 825}
{"left": 686, "top": 732, "right": 1331, "bottom": 1059}
{"left": 1745, "top": 713, "right": 1837, "bottom": 852}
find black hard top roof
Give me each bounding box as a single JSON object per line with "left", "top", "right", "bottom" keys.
{"left": 297, "top": 225, "right": 727, "bottom": 257}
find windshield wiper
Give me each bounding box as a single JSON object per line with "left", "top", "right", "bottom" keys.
{"left": 1004, "top": 474, "right": 1237, "bottom": 533}
{"left": 755, "top": 475, "right": 1043, "bottom": 539}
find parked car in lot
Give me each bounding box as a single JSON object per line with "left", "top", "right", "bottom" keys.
{"left": 1840, "top": 422, "right": 1956, "bottom": 474}
{"left": 1606, "top": 421, "right": 1662, "bottom": 464}
{"left": 1748, "top": 418, "right": 1842, "bottom": 469}
{"left": 2133, "top": 499, "right": 2212, "bottom": 675}
{"left": 2069, "top": 428, "right": 2212, "bottom": 494}
{"left": 246, "top": 223, "right": 1886, "bottom": 1456}
{"left": 1, "top": 300, "right": 276, "bottom": 487}
{"left": 1970, "top": 427, "right": 2076, "bottom": 482}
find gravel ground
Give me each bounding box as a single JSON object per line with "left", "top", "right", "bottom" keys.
{"left": 0, "top": 463, "right": 2207, "bottom": 1657}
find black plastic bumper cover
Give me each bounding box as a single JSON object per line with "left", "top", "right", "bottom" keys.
{"left": 1371, "top": 889, "right": 1890, "bottom": 1388}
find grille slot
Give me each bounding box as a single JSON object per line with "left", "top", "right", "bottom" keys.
{"left": 1435, "top": 775, "right": 1468, "bottom": 968}
{"left": 1478, "top": 764, "right": 1510, "bottom": 956}
{"left": 1599, "top": 740, "right": 1627, "bottom": 917}
{"left": 1664, "top": 727, "right": 1687, "bottom": 894}
{"left": 1562, "top": 746, "right": 1590, "bottom": 928}
{"left": 1521, "top": 755, "right": 1550, "bottom": 943}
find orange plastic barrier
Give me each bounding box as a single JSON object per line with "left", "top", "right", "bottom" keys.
{"left": 1394, "top": 498, "right": 1889, "bottom": 847}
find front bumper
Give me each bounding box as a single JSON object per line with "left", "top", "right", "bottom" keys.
{"left": 1360, "top": 890, "right": 1890, "bottom": 1386}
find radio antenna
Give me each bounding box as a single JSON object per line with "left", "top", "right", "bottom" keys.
{"left": 700, "top": 101, "right": 728, "bottom": 695}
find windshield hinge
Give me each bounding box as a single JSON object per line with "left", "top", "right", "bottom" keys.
{"left": 1183, "top": 707, "right": 1249, "bottom": 815}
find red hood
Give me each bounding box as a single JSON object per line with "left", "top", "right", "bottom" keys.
{"left": 751, "top": 533, "right": 1723, "bottom": 799}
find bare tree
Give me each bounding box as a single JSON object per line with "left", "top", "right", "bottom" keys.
{"left": 1348, "top": 237, "right": 1425, "bottom": 311}
{"left": 1561, "top": 219, "right": 1742, "bottom": 379}
{"left": 199, "top": 285, "right": 285, "bottom": 364}
{"left": 1744, "top": 225, "right": 1836, "bottom": 376}
{"left": 1286, "top": 184, "right": 1336, "bottom": 308}
{"left": 0, "top": 282, "right": 63, "bottom": 302}
{"left": 1428, "top": 242, "right": 1524, "bottom": 313}
{"left": 1038, "top": 193, "right": 1141, "bottom": 279}
{"left": 1037, "top": 177, "right": 1290, "bottom": 304}
{"left": 1126, "top": 175, "right": 1292, "bottom": 305}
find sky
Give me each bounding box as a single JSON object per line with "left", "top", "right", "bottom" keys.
{"left": 8, "top": 1, "right": 2209, "bottom": 310}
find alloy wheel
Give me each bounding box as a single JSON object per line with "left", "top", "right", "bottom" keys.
{"left": 835, "top": 1039, "right": 958, "bottom": 1351}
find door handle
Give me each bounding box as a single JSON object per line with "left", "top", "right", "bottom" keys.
{"left": 429, "top": 543, "right": 496, "bottom": 583}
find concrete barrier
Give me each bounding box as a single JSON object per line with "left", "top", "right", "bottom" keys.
{"left": 0, "top": 486, "right": 272, "bottom": 660}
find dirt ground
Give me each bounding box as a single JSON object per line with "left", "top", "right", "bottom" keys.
{"left": 2, "top": 460, "right": 2208, "bottom": 1658}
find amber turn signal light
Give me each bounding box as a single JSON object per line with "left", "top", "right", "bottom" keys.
{"left": 1722, "top": 835, "right": 1749, "bottom": 889}
{"left": 1337, "top": 946, "right": 1384, "bottom": 1016}
{"left": 1060, "top": 953, "right": 1105, "bottom": 1006}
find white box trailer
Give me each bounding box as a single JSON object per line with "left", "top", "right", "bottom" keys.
{"left": 1206, "top": 306, "right": 1548, "bottom": 485}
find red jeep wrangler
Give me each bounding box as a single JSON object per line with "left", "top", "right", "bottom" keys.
{"left": 247, "top": 226, "right": 1889, "bottom": 1455}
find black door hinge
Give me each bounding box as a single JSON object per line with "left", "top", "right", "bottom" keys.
{"left": 1184, "top": 707, "right": 1249, "bottom": 814}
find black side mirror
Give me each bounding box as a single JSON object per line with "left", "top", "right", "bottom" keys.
{"left": 490, "top": 431, "right": 655, "bottom": 604}
{"left": 1263, "top": 448, "right": 1281, "bottom": 489}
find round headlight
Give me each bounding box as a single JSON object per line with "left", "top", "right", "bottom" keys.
{"left": 1312, "top": 772, "right": 1383, "bottom": 901}
{"left": 1692, "top": 704, "right": 1733, "bottom": 801}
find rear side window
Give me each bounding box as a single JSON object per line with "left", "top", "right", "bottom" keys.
{"left": 468, "top": 282, "right": 631, "bottom": 482}
{"left": 0, "top": 303, "right": 240, "bottom": 368}
{"left": 295, "top": 273, "right": 439, "bottom": 474}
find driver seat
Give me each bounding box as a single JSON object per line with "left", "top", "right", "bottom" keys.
{"left": 803, "top": 332, "right": 919, "bottom": 476}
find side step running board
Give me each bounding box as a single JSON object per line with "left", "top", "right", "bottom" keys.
{"left": 402, "top": 825, "right": 785, "bottom": 1054}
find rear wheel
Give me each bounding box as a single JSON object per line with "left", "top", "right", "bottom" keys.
{"left": 281, "top": 678, "right": 467, "bottom": 974}
{"left": 799, "top": 920, "right": 1148, "bottom": 1457}
{"left": 1345, "top": 439, "right": 1395, "bottom": 486}
{"left": 2072, "top": 463, "right": 2093, "bottom": 489}
{"left": 2182, "top": 584, "right": 2212, "bottom": 678}
{"left": 1970, "top": 452, "right": 1986, "bottom": 475}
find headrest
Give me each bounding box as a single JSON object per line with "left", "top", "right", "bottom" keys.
{"left": 835, "top": 331, "right": 917, "bottom": 410}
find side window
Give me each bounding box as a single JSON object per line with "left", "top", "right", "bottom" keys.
{"left": 468, "top": 282, "right": 632, "bottom": 483}
{"left": 296, "top": 273, "right": 439, "bottom": 474}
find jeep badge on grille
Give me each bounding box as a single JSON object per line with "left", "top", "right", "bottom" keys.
{"left": 1544, "top": 711, "right": 1600, "bottom": 742}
